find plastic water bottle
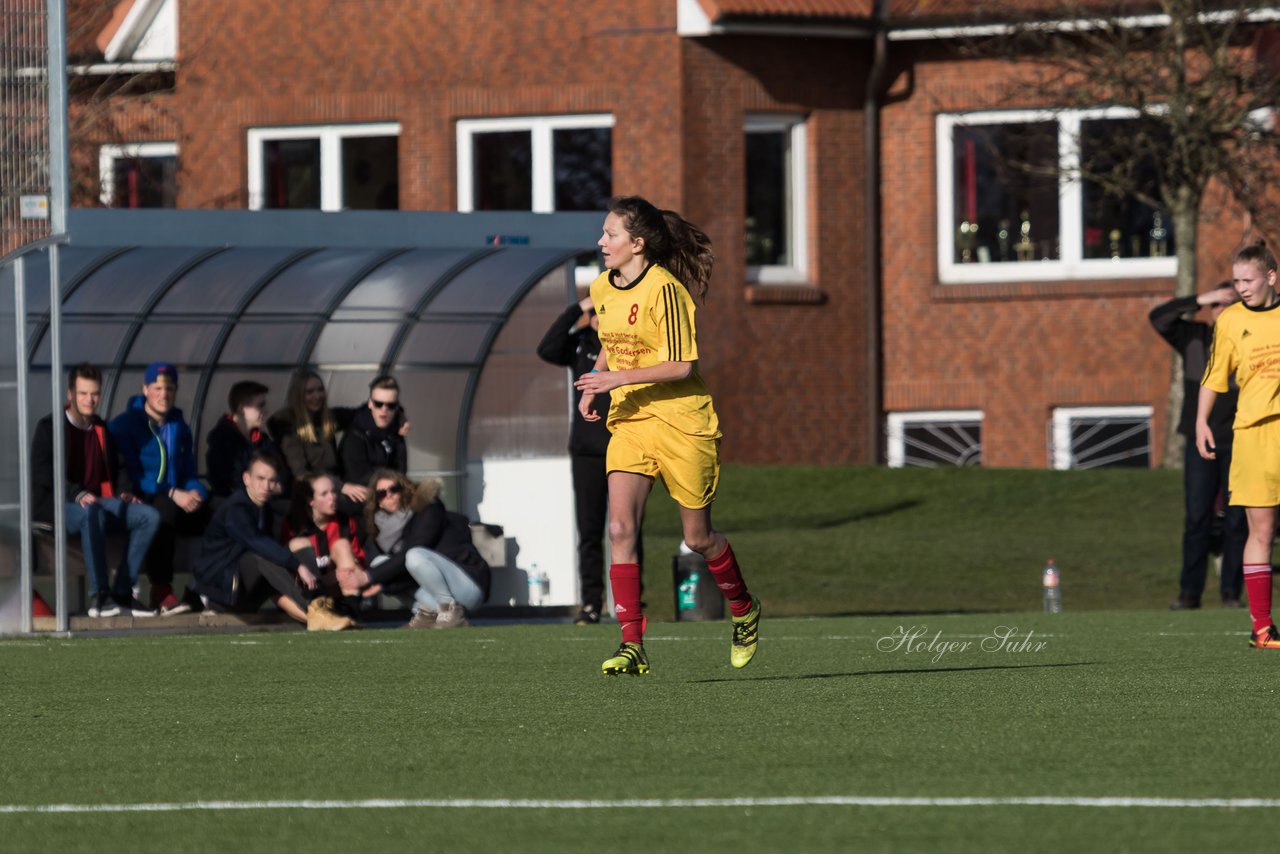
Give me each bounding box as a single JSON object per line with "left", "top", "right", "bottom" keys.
{"left": 678, "top": 571, "right": 699, "bottom": 612}
{"left": 1042, "top": 559, "right": 1062, "bottom": 613}
{"left": 528, "top": 563, "right": 543, "bottom": 607}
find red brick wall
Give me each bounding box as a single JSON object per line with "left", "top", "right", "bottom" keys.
{"left": 140, "top": 1, "right": 875, "bottom": 464}
{"left": 66, "top": 3, "right": 1257, "bottom": 467}
{"left": 879, "top": 47, "right": 1249, "bottom": 467}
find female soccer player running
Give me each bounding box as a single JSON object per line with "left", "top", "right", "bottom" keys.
{"left": 1198, "top": 240, "right": 1280, "bottom": 648}
{"left": 575, "top": 196, "right": 760, "bottom": 675}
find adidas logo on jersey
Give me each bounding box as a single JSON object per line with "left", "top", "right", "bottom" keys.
{"left": 1243, "top": 329, "right": 1252, "bottom": 339}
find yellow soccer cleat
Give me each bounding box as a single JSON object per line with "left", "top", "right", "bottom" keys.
{"left": 602, "top": 641, "right": 650, "bottom": 676}
{"left": 1251, "top": 624, "right": 1280, "bottom": 649}
{"left": 730, "top": 596, "right": 761, "bottom": 668}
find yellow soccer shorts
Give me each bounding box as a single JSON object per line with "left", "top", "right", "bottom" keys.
{"left": 1230, "top": 417, "right": 1280, "bottom": 506}
{"left": 606, "top": 417, "right": 720, "bottom": 510}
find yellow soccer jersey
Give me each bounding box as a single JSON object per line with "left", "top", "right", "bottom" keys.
{"left": 589, "top": 263, "right": 720, "bottom": 439}
{"left": 1202, "top": 300, "right": 1280, "bottom": 429}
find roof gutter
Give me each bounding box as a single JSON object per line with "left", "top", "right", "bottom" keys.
{"left": 865, "top": 0, "right": 888, "bottom": 465}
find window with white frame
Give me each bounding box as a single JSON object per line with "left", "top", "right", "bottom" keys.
{"left": 887, "top": 410, "right": 983, "bottom": 468}
{"left": 247, "top": 124, "right": 399, "bottom": 211}
{"left": 100, "top": 143, "right": 177, "bottom": 208}
{"left": 456, "top": 115, "right": 613, "bottom": 213}
{"left": 745, "top": 114, "right": 807, "bottom": 283}
{"left": 937, "top": 109, "right": 1175, "bottom": 284}
{"left": 1050, "top": 406, "right": 1152, "bottom": 470}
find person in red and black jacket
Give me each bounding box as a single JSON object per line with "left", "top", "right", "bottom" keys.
{"left": 33, "top": 363, "right": 161, "bottom": 617}
{"left": 283, "top": 471, "right": 367, "bottom": 613}
{"left": 206, "top": 380, "right": 289, "bottom": 501}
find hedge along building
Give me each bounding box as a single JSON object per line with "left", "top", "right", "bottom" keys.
{"left": 60, "top": 0, "right": 1276, "bottom": 468}
{"left": 0, "top": 208, "right": 600, "bottom": 632}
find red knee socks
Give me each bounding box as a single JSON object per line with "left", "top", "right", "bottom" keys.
{"left": 1245, "top": 563, "right": 1273, "bottom": 633}
{"left": 610, "top": 563, "right": 645, "bottom": 644}
{"left": 707, "top": 540, "right": 753, "bottom": 618}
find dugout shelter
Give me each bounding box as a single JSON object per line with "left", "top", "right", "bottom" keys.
{"left": 0, "top": 208, "right": 600, "bottom": 633}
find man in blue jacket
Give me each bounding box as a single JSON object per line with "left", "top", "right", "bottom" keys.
{"left": 108, "top": 362, "right": 210, "bottom": 614}
{"left": 190, "top": 450, "right": 351, "bottom": 630}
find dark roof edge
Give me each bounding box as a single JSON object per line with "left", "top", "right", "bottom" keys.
{"left": 65, "top": 209, "right": 603, "bottom": 251}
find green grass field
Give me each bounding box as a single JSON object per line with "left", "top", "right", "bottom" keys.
{"left": 4, "top": 609, "right": 1279, "bottom": 853}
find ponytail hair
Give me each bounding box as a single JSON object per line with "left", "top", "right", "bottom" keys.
{"left": 1233, "top": 238, "right": 1278, "bottom": 273}
{"left": 609, "top": 195, "right": 715, "bottom": 300}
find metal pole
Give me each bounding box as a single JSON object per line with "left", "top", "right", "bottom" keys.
{"left": 47, "top": 0, "right": 70, "bottom": 237}
{"left": 50, "top": 244, "right": 66, "bottom": 631}
{"left": 14, "top": 257, "right": 33, "bottom": 635}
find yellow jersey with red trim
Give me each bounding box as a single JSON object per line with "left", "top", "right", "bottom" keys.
{"left": 1202, "top": 299, "right": 1280, "bottom": 429}
{"left": 589, "top": 263, "right": 720, "bottom": 439}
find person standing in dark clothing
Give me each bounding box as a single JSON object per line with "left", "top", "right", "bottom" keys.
{"left": 538, "top": 296, "right": 642, "bottom": 626}
{"left": 1150, "top": 283, "right": 1247, "bottom": 609}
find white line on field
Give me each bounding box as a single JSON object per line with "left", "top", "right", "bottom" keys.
{"left": 3, "top": 796, "right": 1280, "bottom": 814}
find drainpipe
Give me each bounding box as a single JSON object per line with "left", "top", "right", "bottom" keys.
{"left": 864, "top": 0, "right": 889, "bottom": 464}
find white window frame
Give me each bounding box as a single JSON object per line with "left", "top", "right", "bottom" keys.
{"left": 937, "top": 108, "right": 1177, "bottom": 284}
{"left": 745, "top": 113, "right": 808, "bottom": 284}
{"left": 886, "top": 409, "right": 984, "bottom": 468}
{"left": 99, "top": 142, "right": 177, "bottom": 207}
{"left": 247, "top": 123, "right": 401, "bottom": 211}
{"left": 455, "top": 114, "right": 615, "bottom": 213}
{"left": 1050, "top": 405, "right": 1153, "bottom": 470}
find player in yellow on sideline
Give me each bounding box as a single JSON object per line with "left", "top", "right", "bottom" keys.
{"left": 575, "top": 196, "right": 760, "bottom": 675}
{"left": 1198, "top": 240, "right": 1280, "bottom": 649}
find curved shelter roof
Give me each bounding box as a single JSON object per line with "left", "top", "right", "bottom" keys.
{"left": 5, "top": 209, "right": 601, "bottom": 483}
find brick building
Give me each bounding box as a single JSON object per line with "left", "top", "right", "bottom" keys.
{"left": 61, "top": 0, "right": 1274, "bottom": 468}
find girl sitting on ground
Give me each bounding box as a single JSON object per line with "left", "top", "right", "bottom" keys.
{"left": 351, "top": 470, "right": 491, "bottom": 629}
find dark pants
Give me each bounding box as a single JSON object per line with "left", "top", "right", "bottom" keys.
{"left": 573, "top": 453, "right": 642, "bottom": 611}
{"left": 1182, "top": 439, "right": 1247, "bottom": 600}
{"left": 233, "top": 551, "right": 308, "bottom": 613}
{"left": 142, "top": 493, "right": 212, "bottom": 587}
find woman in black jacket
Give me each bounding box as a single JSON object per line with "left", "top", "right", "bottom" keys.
{"left": 354, "top": 470, "right": 490, "bottom": 629}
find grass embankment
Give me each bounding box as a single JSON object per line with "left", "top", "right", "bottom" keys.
{"left": 640, "top": 465, "right": 1186, "bottom": 619}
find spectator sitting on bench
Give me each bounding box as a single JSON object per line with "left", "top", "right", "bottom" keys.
{"left": 189, "top": 451, "right": 352, "bottom": 631}
{"left": 269, "top": 369, "right": 364, "bottom": 518}
{"left": 282, "top": 471, "right": 369, "bottom": 616}
{"left": 339, "top": 375, "right": 409, "bottom": 491}
{"left": 32, "top": 362, "right": 162, "bottom": 618}
{"left": 108, "top": 361, "right": 211, "bottom": 614}
{"left": 206, "top": 380, "right": 289, "bottom": 503}
{"left": 355, "top": 470, "right": 491, "bottom": 629}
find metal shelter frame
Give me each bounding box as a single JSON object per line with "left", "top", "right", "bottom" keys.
{"left": 1, "top": 208, "right": 599, "bottom": 634}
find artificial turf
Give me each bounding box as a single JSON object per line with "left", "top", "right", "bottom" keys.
{"left": 2, "top": 608, "right": 1277, "bottom": 852}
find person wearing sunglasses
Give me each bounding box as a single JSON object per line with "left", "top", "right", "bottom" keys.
{"left": 350, "top": 469, "right": 490, "bottom": 629}
{"left": 339, "top": 375, "right": 409, "bottom": 495}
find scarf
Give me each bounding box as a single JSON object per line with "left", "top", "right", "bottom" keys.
{"left": 375, "top": 508, "right": 412, "bottom": 553}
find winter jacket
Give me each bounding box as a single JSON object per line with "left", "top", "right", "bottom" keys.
{"left": 537, "top": 303, "right": 610, "bottom": 457}
{"left": 191, "top": 488, "right": 297, "bottom": 607}
{"left": 1149, "top": 295, "right": 1238, "bottom": 442}
{"left": 365, "top": 479, "right": 491, "bottom": 601}
{"left": 108, "top": 396, "right": 207, "bottom": 500}
{"left": 31, "top": 410, "right": 127, "bottom": 523}
{"left": 205, "top": 416, "right": 289, "bottom": 497}
{"left": 339, "top": 406, "right": 407, "bottom": 487}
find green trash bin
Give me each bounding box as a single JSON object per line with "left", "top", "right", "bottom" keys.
{"left": 672, "top": 544, "right": 724, "bottom": 621}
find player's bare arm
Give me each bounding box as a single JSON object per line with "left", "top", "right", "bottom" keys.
{"left": 575, "top": 360, "right": 692, "bottom": 395}
{"left": 1195, "top": 385, "right": 1219, "bottom": 459}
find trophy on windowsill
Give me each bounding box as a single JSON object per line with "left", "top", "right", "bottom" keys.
{"left": 997, "top": 219, "right": 1011, "bottom": 262}
{"left": 1109, "top": 229, "right": 1122, "bottom": 260}
{"left": 1149, "top": 211, "right": 1168, "bottom": 257}
{"left": 957, "top": 220, "right": 979, "bottom": 263}
{"left": 1015, "top": 210, "right": 1034, "bottom": 261}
